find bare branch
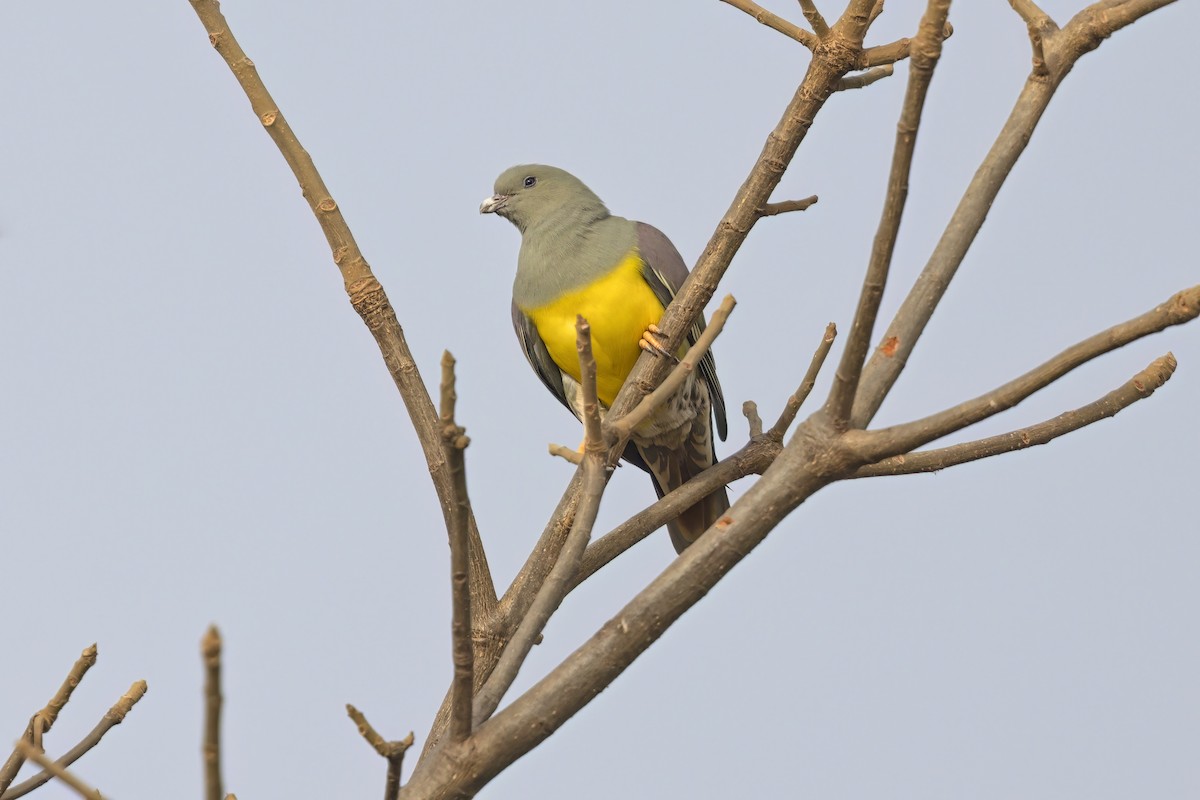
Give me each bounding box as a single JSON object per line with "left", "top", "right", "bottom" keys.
{"left": 857, "top": 285, "right": 1199, "bottom": 461}
{"left": 1009, "top": 0, "right": 1057, "bottom": 76}
{"left": 572, "top": 450, "right": 767, "bottom": 586}
{"left": 856, "top": 354, "right": 1177, "bottom": 477}
{"left": 769, "top": 322, "right": 837, "bottom": 440}
{"left": 473, "top": 320, "right": 609, "bottom": 725}
{"left": 202, "top": 626, "right": 223, "bottom": 800}
{"left": 612, "top": 296, "right": 736, "bottom": 439}
{"left": 185, "top": 0, "right": 498, "bottom": 617}
{"left": 0, "top": 645, "right": 98, "bottom": 796}
{"left": 850, "top": 0, "right": 1177, "bottom": 428}
{"left": 576, "top": 318, "right": 605, "bottom": 454}
{"left": 1009, "top": 0, "right": 1056, "bottom": 28}
{"left": 826, "top": 0, "right": 952, "bottom": 429}
{"left": 869, "top": 0, "right": 885, "bottom": 25}
{"left": 798, "top": 0, "right": 830, "bottom": 38}
{"left": 12, "top": 742, "right": 100, "bottom": 800}
{"left": 836, "top": 65, "right": 894, "bottom": 91}
{"left": 859, "top": 22, "right": 954, "bottom": 67}
{"left": 346, "top": 705, "right": 414, "bottom": 800}
{"left": 743, "top": 401, "right": 765, "bottom": 438}
{"left": 547, "top": 443, "right": 584, "bottom": 464}
{"left": 440, "top": 352, "right": 475, "bottom": 743}
{"left": 720, "top": 0, "right": 819, "bottom": 48}
{"left": 2, "top": 682, "right": 147, "bottom": 800}
{"left": 759, "top": 196, "right": 819, "bottom": 216}
{"left": 836, "top": 0, "right": 881, "bottom": 44}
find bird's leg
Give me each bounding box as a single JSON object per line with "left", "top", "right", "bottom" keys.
{"left": 638, "top": 323, "right": 680, "bottom": 364}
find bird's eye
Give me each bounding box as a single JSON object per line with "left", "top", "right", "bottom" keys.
{"left": 523, "top": 176, "right": 537, "bottom": 188}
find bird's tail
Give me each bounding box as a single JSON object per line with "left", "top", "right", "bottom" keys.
{"left": 637, "top": 436, "right": 730, "bottom": 555}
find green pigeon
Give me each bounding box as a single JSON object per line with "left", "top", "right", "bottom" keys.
{"left": 480, "top": 164, "right": 729, "bottom": 552}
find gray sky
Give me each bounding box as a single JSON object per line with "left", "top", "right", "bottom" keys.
{"left": 2, "top": 2, "right": 1197, "bottom": 798}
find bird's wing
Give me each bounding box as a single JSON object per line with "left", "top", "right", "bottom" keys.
{"left": 511, "top": 301, "right": 573, "bottom": 415}
{"left": 635, "top": 222, "right": 728, "bottom": 441}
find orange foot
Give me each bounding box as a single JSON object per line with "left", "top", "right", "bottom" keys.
{"left": 638, "top": 323, "right": 680, "bottom": 363}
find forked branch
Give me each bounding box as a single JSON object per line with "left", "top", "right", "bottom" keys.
{"left": 855, "top": 353, "right": 1177, "bottom": 476}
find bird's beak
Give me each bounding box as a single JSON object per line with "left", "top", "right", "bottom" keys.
{"left": 479, "top": 194, "right": 509, "bottom": 215}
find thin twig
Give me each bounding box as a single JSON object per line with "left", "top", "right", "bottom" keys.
{"left": 186, "top": 0, "right": 498, "bottom": 616}
{"left": 440, "top": 352, "right": 475, "bottom": 743}
{"left": 798, "top": 0, "right": 830, "bottom": 37}
{"left": 473, "top": 320, "right": 609, "bottom": 725}
{"left": 744, "top": 401, "right": 765, "bottom": 438}
{"left": 836, "top": 65, "right": 894, "bottom": 91}
{"left": 869, "top": 0, "right": 885, "bottom": 25}
{"left": 0, "top": 645, "right": 98, "bottom": 796}
{"left": 576, "top": 318, "right": 605, "bottom": 454}
{"left": 855, "top": 285, "right": 1199, "bottom": 462}
{"left": 346, "top": 705, "right": 414, "bottom": 800}
{"left": 859, "top": 22, "right": 953, "bottom": 67}
{"left": 547, "top": 443, "right": 584, "bottom": 464}
{"left": 1009, "top": 0, "right": 1057, "bottom": 77}
{"left": 12, "top": 742, "right": 99, "bottom": 800}
{"left": 611, "top": 296, "right": 736, "bottom": 439}
{"left": 202, "top": 626, "right": 223, "bottom": 800}
{"left": 3, "top": 682, "right": 147, "bottom": 800}
{"left": 1009, "top": 0, "right": 1055, "bottom": 28}
{"left": 759, "top": 196, "right": 819, "bottom": 216}
{"left": 769, "top": 322, "right": 837, "bottom": 440}
{"left": 826, "top": 0, "right": 952, "bottom": 430}
{"left": 720, "top": 0, "right": 819, "bottom": 48}
{"left": 855, "top": 353, "right": 1177, "bottom": 477}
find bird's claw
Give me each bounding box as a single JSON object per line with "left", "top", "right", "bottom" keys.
{"left": 639, "top": 324, "right": 679, "bottom": 363}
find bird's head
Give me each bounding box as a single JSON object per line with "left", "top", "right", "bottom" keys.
{"left": 480, "top": 164, "right": 608, "bottom": 233}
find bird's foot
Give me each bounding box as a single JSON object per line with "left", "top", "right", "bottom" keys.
{"left": 639, "top": 324, "right": 679, "bottom": 363}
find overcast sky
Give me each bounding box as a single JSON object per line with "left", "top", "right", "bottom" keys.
{"left": 2, "top": 2, "right": 1197, "bottom": 798}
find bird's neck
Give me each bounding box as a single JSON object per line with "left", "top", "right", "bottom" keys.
{"left": 514, "top": 212, "right": 635, "bottom": 309}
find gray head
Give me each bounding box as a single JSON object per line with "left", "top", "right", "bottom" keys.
{"left": 480, "top": 164, "right": 609, "bottom": 233}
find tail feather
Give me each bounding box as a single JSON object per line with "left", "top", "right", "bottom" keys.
{"left": 638, "top": 439, "right": 730, "bottom": 554}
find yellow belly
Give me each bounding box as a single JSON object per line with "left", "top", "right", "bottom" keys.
{"left": 524, "top": 251, "right": 664, "bottom": 406}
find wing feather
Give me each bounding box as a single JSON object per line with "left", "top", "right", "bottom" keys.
{"left": 634, "top": 222, "right": 728, "bottom": 441}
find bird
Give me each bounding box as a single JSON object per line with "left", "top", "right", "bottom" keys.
{"left": 480, "top": 164, "right": 728, "bottom": 553}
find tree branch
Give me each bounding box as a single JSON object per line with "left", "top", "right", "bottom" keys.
{"left": 826, "top": 0, "right": 952, "bottom": 429}
{"left": 855, "top": 354, "right": 1177, "bottom": 476}
{"left": 850, "top": 0, "right": 1179, "bottom": 428}
{"left": 720, "top": 0, "right": 819, "bottom": 48}
{"left": 440, "top": 352, "right": 475, "bottom": 743}
{"left": 1, "top": 682, "right": 146, "bottom": 800}
{"left": 202, "top": 626, "right": 223, "bottom": 800}
{"left": 473, "top": 320, "right": 608, "bottom": 726}
{"left": 347, "top": 705, "right": 414, "bottom": 800}
{"left": 770, "top": 322, "right": 838, "bottom": 440}
{"left": 185, "top": 0, "right": 498, "bottom": 617}
{"left": 759, "top": 196, "right": 820, "bottom": 216}
{"left": 798, "top": 0, "right": 831, "bottom": 38}
{"left": 855, "top": 285, "right": 1199, "bottom": 462}
{"left": 11, "top": 742, "right": 100, "bottom": 800}
{"left": 0, "top": 645, "right": 97, "bottom": 796}
{"left": 836, "top": 65, "right": 894, "bottom": 91}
